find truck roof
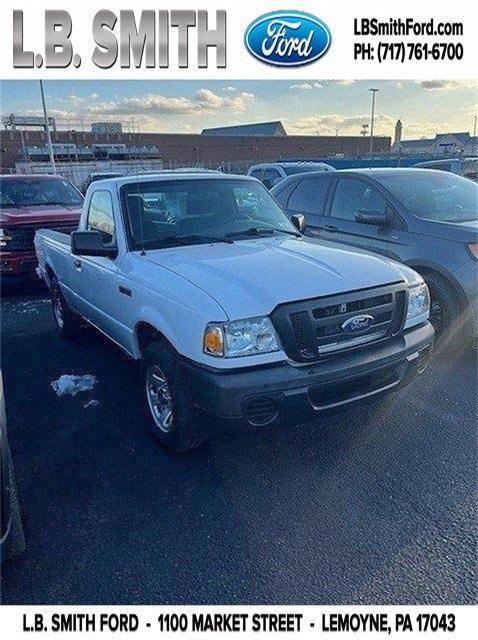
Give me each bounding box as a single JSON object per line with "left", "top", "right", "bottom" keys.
{"left": 93, "top": 173, "right": 258, "bottom": 188}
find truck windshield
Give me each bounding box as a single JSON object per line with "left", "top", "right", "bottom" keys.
{"left": 0, "top": 177, "right": 83, "bottom": 208}
{"left": 121, "top": 178, "right": 300, "bottom": 250}
{"left": 378, "top": 172, "right": 478, "bottom": 223}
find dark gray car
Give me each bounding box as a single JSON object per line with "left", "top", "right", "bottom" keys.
{"left": 1, "top": 371, "right": 25, "bottom": 567}
{"left": 272, "top": 168, "right": 478, "bottom": 342}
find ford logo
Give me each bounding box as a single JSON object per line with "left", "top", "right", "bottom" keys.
{"left": 244, "top": 11, "right": 332, "bottom": 67}
{"left": 341, "top": 315, "right": 375, "bottom": 333}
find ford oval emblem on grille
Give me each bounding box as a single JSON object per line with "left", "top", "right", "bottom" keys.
{"left": 342, "top": 314, "right": 375, "bottom": 333}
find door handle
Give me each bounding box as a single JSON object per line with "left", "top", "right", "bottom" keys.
{"left": 119, "top": 286, "right": 132, "bottom": 297}
{"left": 322, "top": 224, "right": 338, "bottom": 232}
{"left": 74, "top": 258, "right": 82, "bottom": 270}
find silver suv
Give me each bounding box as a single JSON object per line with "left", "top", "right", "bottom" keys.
{"left": 247, "top": 161, "right": 335, "bottom": 189}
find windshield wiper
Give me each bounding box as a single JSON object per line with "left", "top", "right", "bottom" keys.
{"left": 161, "top": 234, "right": 234, "bottom": 246}
{"left": 225, "top": 226, "right": 301, "bottom": 240}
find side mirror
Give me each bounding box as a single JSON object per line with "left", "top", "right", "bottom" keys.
{"left": 355, "top": 210, "right": 388, "bottom": 226}
{"left": 291, "top": 213, "right": 306, "bottom": 232}
{"left": 71, "top": 230, "right": 117, "bottom": 258}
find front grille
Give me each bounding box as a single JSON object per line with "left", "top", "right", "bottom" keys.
{"left": 271, "top": 282, "right": 407, "bottom": 363}
{"left": 3, "top": 222, "right": 77, "bottom": 252}
{"left": 308, "top": 362, "right": 406, "bottom": 410}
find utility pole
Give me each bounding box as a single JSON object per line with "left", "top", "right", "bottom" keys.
{"left": 39, "top": 80, "right": 56, "bottom": 172}
{"left": 369, "top": 87, "right": 379, "bottom": 154}
{"left": 473, "top": 115, "right": 477, "bottom": 155}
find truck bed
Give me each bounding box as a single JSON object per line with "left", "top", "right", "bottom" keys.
{"left": 34, "top": 229, "right": 73, "bottom": 288}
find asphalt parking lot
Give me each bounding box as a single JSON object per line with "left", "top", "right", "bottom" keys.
{"left": 1, "top": 284, "right": 477, "bottom": 605}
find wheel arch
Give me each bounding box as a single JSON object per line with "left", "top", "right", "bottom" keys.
{"left": 134, "top": 321, "right": 177, "bottom": 359}
{"left": 405, "top": 260, "right": 466, "bottom": 311}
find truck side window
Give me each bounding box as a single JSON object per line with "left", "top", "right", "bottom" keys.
{"left": 249, "top": 169, "right": 263, "bottom": 180}
{"left": 87, "top": 190, "right": 116, "bottom": 244}
{"left": 263, "top": 168, "right": 282, "bottom": 188}
{"left": 288, "top": 178, "right": 328, "bottom": 215}
{"left": 330, "top": 178, "right": 386, "bottom": 221}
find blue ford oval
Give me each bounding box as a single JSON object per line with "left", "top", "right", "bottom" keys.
{"left": 244, "top": 10, "right": 331, "bottom": 67}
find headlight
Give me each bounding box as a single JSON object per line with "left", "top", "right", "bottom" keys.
{"left": 468, "top": 243, "right": 478, "bottom": 259}
{"left": 0, "top": 228, "right": 13, "bottom": 248}
{"left": 404, "top": 282, "right": 430, "bottom": 329}
{"left": 203, "top": 316, "right": 280, "bottom": 358}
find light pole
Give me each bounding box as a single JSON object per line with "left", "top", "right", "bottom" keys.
{"left": 369, "top": 88, "right": 379, "bottom": 154}
{"left": 39, "top": 80, "right": 56, "bottom": 172}
{"left": 473, "top": 115, "right": 477, "bottom": 155}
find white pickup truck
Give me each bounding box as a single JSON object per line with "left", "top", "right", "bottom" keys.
{"left": 35, "top": 173, "right": 434, "bottom": 451}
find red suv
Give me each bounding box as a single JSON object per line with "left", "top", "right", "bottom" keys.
{"left": 0, "top": 175, "right": 83, "bottom": 284}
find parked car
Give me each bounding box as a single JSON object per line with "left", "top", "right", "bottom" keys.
{"left": 81, "top": 172, "right": 124, "bottom": 193}
{"left": 414, "top": 158, "right": 478, "bottom": 182}
{"left": 35, "top": 173, "right": 433, "bottom": 452}
{"left": 0, "top": 175, "right": 83, "bottom": 284}
{"left": 1, "top": 371, "right": 25, "bottom": 562}
{"left": 248, "top": 162, "right": 335, "bottom": 189}
{"left": 271, "top": 168, "right": 478, "bottom": 341}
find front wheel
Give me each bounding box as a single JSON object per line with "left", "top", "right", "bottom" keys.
{"left": 141, "top": 341, "right": 208, "bottom": 452}
{"left": 424, "top": 273, "right": 459, "bottom": 340}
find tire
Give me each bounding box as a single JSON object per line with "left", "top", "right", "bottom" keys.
{"left": 49, "top": 275, "right": 81, "bottom": 339}
{"left": 424, "top": 273, "right": 460, "bottom": 340}
{"left": 141, "top": 340, "right": 208, "bottom": 452}
{"left": 7, "top": 455, "right": 26, "bottom": 558}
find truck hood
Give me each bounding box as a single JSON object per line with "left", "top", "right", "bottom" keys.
{"left": 0, "top": 204, "right": 81, "bottom": 226}
{"left": 143, "top": 236, "right": 414, "bottom": 319}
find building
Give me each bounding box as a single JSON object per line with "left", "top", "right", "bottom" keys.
{"left": 201, "top": 121, "right": 287, "bottom": 136}
{"left": 393, "top": 131, "right": 478, "bottom": 156}
{"left": 91, "top": 122, "right": 123, "bottom": 135}
{"left": 0, "top": 128, "right": 391, "bottom": 174}
{"left": 2, "top": 113, "right": 56, "bottom": 132}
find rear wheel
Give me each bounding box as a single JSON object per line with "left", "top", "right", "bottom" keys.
{"left": 141, "top": 340, "right": 208, "bottom": 452}
{"left": 49, "top": 275, "right": 81, "bottom": 339}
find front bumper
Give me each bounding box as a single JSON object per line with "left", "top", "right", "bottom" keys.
{"left": 184, "top": 322, "right": 434, "bottom": 429}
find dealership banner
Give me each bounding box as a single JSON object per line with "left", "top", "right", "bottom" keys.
{"left": 0, "top": 605, "right": 476, "bottom": 638}
{"left": 0, "top": 0, "right": 476, "bottom": 79}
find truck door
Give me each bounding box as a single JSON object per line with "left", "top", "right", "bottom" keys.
{"left": 69, "top": 189, "right": 125, "bottom": 345}
{"left": 322, "top": 176, "right": 408, "bottom": 260}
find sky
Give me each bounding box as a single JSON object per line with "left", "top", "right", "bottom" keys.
{"left": 0, "top": 79, "right": 476, "bottom": 140}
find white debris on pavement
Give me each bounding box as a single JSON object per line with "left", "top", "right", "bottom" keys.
{"left": 51, "top": 374, "right": 97, "bottom": 397}
{"left": 84, "top": 399, "right": 100, "bottom": 408}
{"left": 9, "top": 300, "right": 50, "bottom": 314}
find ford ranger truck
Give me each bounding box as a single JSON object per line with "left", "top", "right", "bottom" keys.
{"left": 34, "top": 174, "right": 434, "bottom": 452}
{"left": 0, "top": 175, "right": 83, "bottom": 285}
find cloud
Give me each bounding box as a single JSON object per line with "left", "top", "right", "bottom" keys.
{"left": 289, "top": 82, "right": 322, "bottom": 90}
{"left": 289, "top": 80, "right": 357, "bottom": 91}
{"left": 286, "top": 113, "right": 395, "bottom": 136}
{"left": 90, "top": 93, "right": 99, "bottom": 99}
{"left": 87, "top": 89, "right": 254, "bottom": 118}
{"left": 68, "top": 94, "right": 85, "bottom": 105}
{"left": 223, "top": 85, "right": 237, "bottom": 92}
{"left": 324, "top": 80, "right": 356, "bottom": 86}
{"left": 418, "top": 80, "right": 476, "bottom": 91}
